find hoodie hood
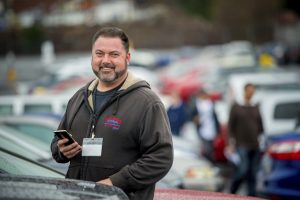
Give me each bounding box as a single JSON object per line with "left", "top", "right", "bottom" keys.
{"left": 83, "top": 71, "right": 150, "bottom": 112}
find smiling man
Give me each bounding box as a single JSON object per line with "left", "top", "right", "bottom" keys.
{"left": 51, "top": 27, "right": 173, "bottom": 200}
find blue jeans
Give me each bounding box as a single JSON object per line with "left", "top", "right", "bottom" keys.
{"left": 230, "top": 147, "right": 261, "bottom": 196}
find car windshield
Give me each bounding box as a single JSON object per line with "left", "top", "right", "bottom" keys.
{"left": 5, "top": 123, "right": 55, "bottom": 145}
{"left": 0, "top": 150, "right": 63, "bottom": 178}
{"left": 0, "top": 136, "right": 42, "bottom": 161}
{"left": 0, "top": 125, "right": 51, "bottom": 161}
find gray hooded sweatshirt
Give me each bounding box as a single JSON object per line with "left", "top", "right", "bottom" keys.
{"left": 51, "top": 72, "right": 174, "bottom": 200}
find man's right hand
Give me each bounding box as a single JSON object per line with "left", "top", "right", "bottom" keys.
{"left": 57, "top": 138, "right": 82, "bottom": 159}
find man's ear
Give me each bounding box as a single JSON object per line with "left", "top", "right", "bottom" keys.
{"left": 126, "top": 52, "right": 131, "bottom": 65}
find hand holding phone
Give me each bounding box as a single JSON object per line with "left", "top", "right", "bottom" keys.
{"left": 54, "top": 130, "right": 75, "bottom": 145}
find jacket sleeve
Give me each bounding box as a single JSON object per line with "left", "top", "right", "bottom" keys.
{"left": 257, "top": 104, "right": 264, "bottom": 135}
{"left": 110, "top": 101, "right": 174, "bottom": 191}
{"left": 50, "top": 113, "right": 70, "bottom": 163}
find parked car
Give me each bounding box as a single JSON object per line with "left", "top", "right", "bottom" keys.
{"left": 259, "top": 91, "right": 300, "bottom": 136}
{"left": 0, "top": 124, "right": 68, "bottom": 173}
{"left": 172, "top": 138, "right": 225, "bottom": 192}
{"left": 218, "top": 40, "right": 257, "bottom": 68}
{"left": 256, "top": 129, "right": 300, "bottom": 200}
{"left": 0, "top": 115, "right": 60, "bottom": 145}
{"left": 0, "top": 94, "right": 70, "bottom": 116}
{"left": 0, "top": 147, "right": 63, "bottom": 178}
{"left": 27, "top": 54, "right": 92, "bottom": 94}
{"left": 0, "top": 116, "right": 182, "bottom": 188}
{"left": 42, "top": 75, "right": 94, "bottom": 95}
{"left": 0, "top": 124, "right": 51, "bottom": 160}
{"left": 156, "top": 169, "right": 183, "bottom": 189}
{"left": 154, "top": 188, "right": 265, "bottom": 200}
{"left": 155, "top": 124, "right": 225, "bottom": 192}
{"left": 227, "top": 70, "right": 300, "bottom": 105}
{"left": 172, "top": 155, "right": 224, "bottom": 192}
{"left": 0, "top": 174, "right": 129, "bottom": 200}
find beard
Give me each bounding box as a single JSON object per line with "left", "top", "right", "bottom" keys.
{"left": 92, "top": 62, "right": 127, "bottom": 83}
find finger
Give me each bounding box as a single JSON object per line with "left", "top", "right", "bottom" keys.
{"left": 61, "top": 141, "right": 81, "bottom": 151}
{"left": 57, "top": 138, "right": 69, "bottom": 147}
{"left": 64, "top": 146, "right": 82, "bottom": 158}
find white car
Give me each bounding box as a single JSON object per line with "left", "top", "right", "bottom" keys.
{"left": 172, "top": 125, "right": 225, "bottom": 191}
{"left": 0, "top": 94, "right": 70, "bottom": 116}
{"left": 218, "top": 40, "right": 257, "bottom": 68}
{"left": 227, "top": 70, "right": 300, "bottom": 104}
{"left": 172, "top": 154, "right": 224, "bottom": 191}
{"left": 259, "top": 91, "right": 300, "bottom": 136}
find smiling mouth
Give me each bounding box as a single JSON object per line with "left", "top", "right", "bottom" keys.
{"left": 100, "top": 67, "right": 114, "bottom": 72}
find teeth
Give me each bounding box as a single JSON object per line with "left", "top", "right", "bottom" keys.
{"left": 101, "top": 68, "right": 113, "bottom": 71}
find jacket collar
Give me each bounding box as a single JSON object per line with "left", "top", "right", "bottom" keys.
{"left": 87, "top": 71, "right": 142, "bottom": 93}
{"left": 86, "top": 71, "right": 144, "bottom": 111}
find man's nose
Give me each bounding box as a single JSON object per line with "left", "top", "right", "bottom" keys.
{"left": 102, "top": 54, "right": 110, "bottom": 63}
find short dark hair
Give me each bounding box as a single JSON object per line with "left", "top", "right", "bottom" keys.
{"left": 244, "top": 83, "right": 255, "bottom": 90}
{"left": 92, "top": 27, "right": 130, "bottom": 52}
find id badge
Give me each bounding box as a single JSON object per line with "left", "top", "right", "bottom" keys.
{"left": 82, "top": 138, "right": 103, "bottom": 157}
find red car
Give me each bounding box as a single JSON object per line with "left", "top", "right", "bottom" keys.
{"left": 155, "top": 189, "right": 265, "bottom": 200}
{"left": 159, "top": 63, "right": 222, "bottom": 102}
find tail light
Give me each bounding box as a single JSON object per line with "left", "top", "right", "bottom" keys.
{"left": 267, "top": 140, "right": 300, "bottom": 160}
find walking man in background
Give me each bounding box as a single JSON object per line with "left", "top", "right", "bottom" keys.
{"left": 51, "top": 27, "right": 173, "bottom": 200}
{"left": 228, "top": 83, "right": 264, "bottom": 196}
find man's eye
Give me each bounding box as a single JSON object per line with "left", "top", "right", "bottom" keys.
{"left": 111, "top": 53, "right": 119, "bottom": 57}
{"left": 96, "top": 52, "right": 104, "bottom": 57}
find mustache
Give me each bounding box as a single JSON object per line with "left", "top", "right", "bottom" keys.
{"left": 99, "top": 63, "right": 115, "bottom": 69}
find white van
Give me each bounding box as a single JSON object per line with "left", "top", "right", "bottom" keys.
{"left": 0, "top": 94, "right": 71, "bottom": 116}
{"left": 227, "top": 71, "right": 300, "bottom": 104}
{"left": 259, "top": 91, "right": 300, "bottom": 135}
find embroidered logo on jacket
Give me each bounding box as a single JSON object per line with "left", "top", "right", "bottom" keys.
{"left": 104, "top": 116, "right": 122, "bottom": 130}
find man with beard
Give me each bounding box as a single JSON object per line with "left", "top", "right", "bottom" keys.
{"left": 51, "top": 27, "right": 173, "bottom": 200}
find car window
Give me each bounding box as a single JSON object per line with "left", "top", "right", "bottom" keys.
{"left": 5, "top": 123, "right": 54, "bottom": 145}
{"left": 0, "top": 105, "right": 13, "bottom": 116}
{"left": 256, "top": 83, "right": 300, "bottom": 91}
{"left": 24, "top": 104, "right": 52, "bottom": 114}
{"left": 0, "top": 150, "right": 63, "bottom": 178}
{"left": 274, "top": 102, "right": 300, "bottom": 119}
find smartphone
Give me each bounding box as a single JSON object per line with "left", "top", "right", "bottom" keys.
{"left": 54, "top": 130, "right": 75, "bottom": 145}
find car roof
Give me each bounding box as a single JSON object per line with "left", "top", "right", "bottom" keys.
{"left": 259, "top": 90, "right": 300, "bottom": 104}
{"left": 0, "top": 94, "right": 71, "bottom": 102}
{"left": 0, "top": 114, "right": 60, "bottom": 127}
{"left": 227, "top": 71, "right": 300, "bottom": 103}
{"left": 229, "top": 71, "right": 300, "bottom": 87}
{"left": 0, "top": 174, "right": 129, "bottom": 200}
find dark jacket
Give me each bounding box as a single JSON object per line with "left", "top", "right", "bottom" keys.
{"left": 228, "top": 102, "right": 264, "bottom": 149}
{"left": 51, "top": 72, "right": 173, "bottom": 200}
